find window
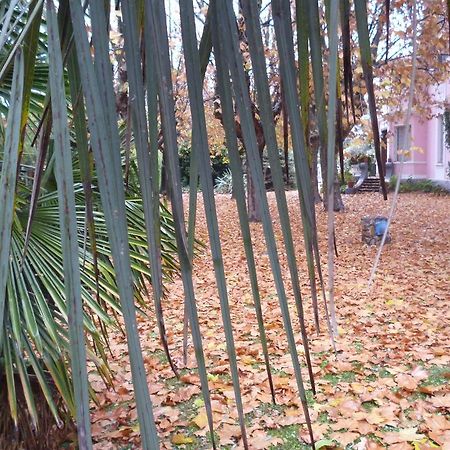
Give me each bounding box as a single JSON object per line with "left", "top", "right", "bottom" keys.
{"left": 395, "top": 125, "right": 411, "bottom": 162}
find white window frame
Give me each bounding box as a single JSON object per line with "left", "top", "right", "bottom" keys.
{"left": 395, "top": 125, "right": 411, "bottom": 162}
{"left": 438, "top": 114, "right": 445, "bottom": 165}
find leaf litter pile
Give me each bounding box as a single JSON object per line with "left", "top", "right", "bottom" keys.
{"left": 90, "top": 192, "right": 449, "bottom": 449}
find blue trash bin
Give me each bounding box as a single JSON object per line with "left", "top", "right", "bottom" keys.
{"left": 374, "top": 217, "right": 388, "bottom": 236}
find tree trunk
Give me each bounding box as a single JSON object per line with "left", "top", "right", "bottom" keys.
{"left": 247, "top": 168, "right": 261, "bottom": 221}
{"left": 323, "top": 158, "right": 345, "bottom": 212}
{"left": 0, "top": 374, "right": 75, "bottom": 450}
{"left": 333, "top": 176, "right": 345, "bottom": 211}
{"left": 246, "top": 147, "right": 264, "bottom": 222}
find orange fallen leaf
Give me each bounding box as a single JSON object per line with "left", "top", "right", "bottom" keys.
{"left": 171, "top": 433, "right": 196, "bottom": 445}
{"left": 424, "top": 414, "right": 450, "bottom": 433}
{"left": 191, "top": 410, "right": 209, "bottom": 429}
{"left": 429, "top": 394, "right": 450, "bottom": 408}
{"left": 219, "top": 424, "right": 241, "bottom": 445}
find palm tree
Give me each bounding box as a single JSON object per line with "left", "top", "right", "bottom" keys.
{"left": 0, "top": 0, "right": 385, "bottom": 448}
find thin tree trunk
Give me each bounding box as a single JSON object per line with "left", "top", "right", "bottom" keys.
{"left": 333, "top": 175, "right": 345, "bottom": 211}
{"left": 323, "top": 157, "right": 344, "bottom": 212}
{"left": 282, "top": 87, "right": 289, "bottom": 185}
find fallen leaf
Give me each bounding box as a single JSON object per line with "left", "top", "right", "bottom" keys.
{"left": 396, "top": 373, "right": 419, "bottom": 391}
{"left": 411, "top": 366, "right": 428, "bottom": 381}
{"left": 331, "top": 431, "right": 360, "bottom": 446}
{"left": 429, "top": 394, "right": 450, "bottom": 408}
{"left": 191, "top": 410, "right": 209, "bottom": 429}
{"left": 171, "top": 433, "right": 195, "bottom": 445}
{"left": 383, "top": 427, "right": 426, "bottom": 444}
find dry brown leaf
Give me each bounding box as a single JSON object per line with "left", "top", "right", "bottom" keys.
{"left": 396, "top": 373, "right": 419, "bottom": 391}
{"left": 382, "top": 427, "right": 425, "bottom": 444}
{"left": 429, "top": 429, "right": 450, "bottom": 446}
{"left": 191, "top": 410, "right": 208, "bottom": 429}
{"left": 424, "top": 414, "right": 450, "bottom": 433}
{"left": 219, "top": 424, "right": 241, "bottom": 445}
{"left": 410, "top": 366, "right": 428, "bottom": 381}
{"left": 429, "top": 394, "right": 450, "bottom": 408}
{"left": 249, "top": 429, "right": 284, "bottom": 449}
{"left": 330, "top": 431, "right": 360, "bottom": 446}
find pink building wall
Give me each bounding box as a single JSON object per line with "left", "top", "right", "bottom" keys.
{"left": 386, "top": 82, "right": 450, "bottom": 182}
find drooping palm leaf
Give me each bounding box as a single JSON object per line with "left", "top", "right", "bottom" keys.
{"left": 70, "top": 1, "right": 160, "bottom": 445}
{"left": 241, "top": 0, "right": 315, "bottom": 395}
{"left": 47, "top": 2, "right": 91, "bottom": 445}
{"left": 145, "top": 0, "right": 217, "bottom": 446}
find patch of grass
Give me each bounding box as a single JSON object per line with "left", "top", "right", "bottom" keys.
{"left": 380, "top": 424, "right": 400, "bottom": 433}
{"left": 408, "top": 391, "right": 429, "bottom": 401}
{"left": 170, "top": 426, "right": 216, "bottom": 450}
{"left": 318, "top": 412, "right": 330, "bottom": 424}
{"left": 354, "top": 341, "right": 363, "bottom": 353}
{"left": 164, "top": 368, "right": 191, "bottom": 389}
{"left": 379, "top": 368, "right": 392, "bottom": 378}
{"left": 271, "top": 368, "right": 291, "bottom": 377}
{"left": 177, "top": 395, "right": 203, "bottom": 421}
{"left": 365, "top": 373, "right": 377, "bottom": 382}
{"left": 148, "top": 349, "right": 169, "bottom": 364}
{"left": 323, "top": 371, "right": 356, "bottom": 386}
{"left": 267, "top": 424, "right": 311, "bottom": 449}
{"left": 246, "top": 401, "right": 286, "bottom": 426}
{"left": 366, "top": 432, "right": 384, "bottom": 445}
{"left": 369, "top": 365, "right": 392, "bottom": 379}
{"left": 362, "top": 400, "right": 378, "bottom": 411}
{"left": 170, "top": 400, "right": 219, "bottom": 449}
{"left": 422, "top": 365, "right": 450, "bottom": 386}
{"left": 245, "top": 402, "right": 277, "bottom": 426}
{"left": 305, "top": 389, "right": 315, "bottom": 404}
{"left": 320, "top": 359, "right": 329, "bottom": 369}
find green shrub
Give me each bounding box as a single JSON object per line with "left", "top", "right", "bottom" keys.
{"left": 389, "top": 174, "right": 398, "bottom": 191}
{"left": 214, "top": 169, "right": 234, "bottom": 194}
{"left": 399, "top": 178, "right": 447, "bottom": 194}
{"left": 178, "top": 144, "right": 230, "bottom": 188}
{"left": 388, "top": 176, "right": 447, "bottom": 194}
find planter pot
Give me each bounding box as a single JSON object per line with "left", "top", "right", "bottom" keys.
{"left": 350, "top": 164, "right": 361, "bottom": 178}
{"left": 385, "top": 161, "right": 394, "bottom": 179}
{"left": 358, "top": 162, "right": 369, "bottom": 179}
{"left": 347, "top": 180, "right": 355, "bottom": 188}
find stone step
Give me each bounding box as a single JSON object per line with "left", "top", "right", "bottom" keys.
{"left": 357, "top": 177, "right": 381, "bottom": 193}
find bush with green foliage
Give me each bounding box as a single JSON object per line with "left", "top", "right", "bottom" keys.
{"left": 389, "top": 175, "right": 448, "bottom": 194}
{"left": 214, "top": 168, "right": 241, "bottom": 194}
{"left": 179, "top": 143, "right": 230, "bottom": 188}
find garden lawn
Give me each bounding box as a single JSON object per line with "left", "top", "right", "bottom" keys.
{"left": 90, "top": 192, "right": 450, "bottom": 449}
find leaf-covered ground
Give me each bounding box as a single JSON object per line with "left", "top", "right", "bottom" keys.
{"left": 90, "top": 192, "right": 450, "bottom": 449}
